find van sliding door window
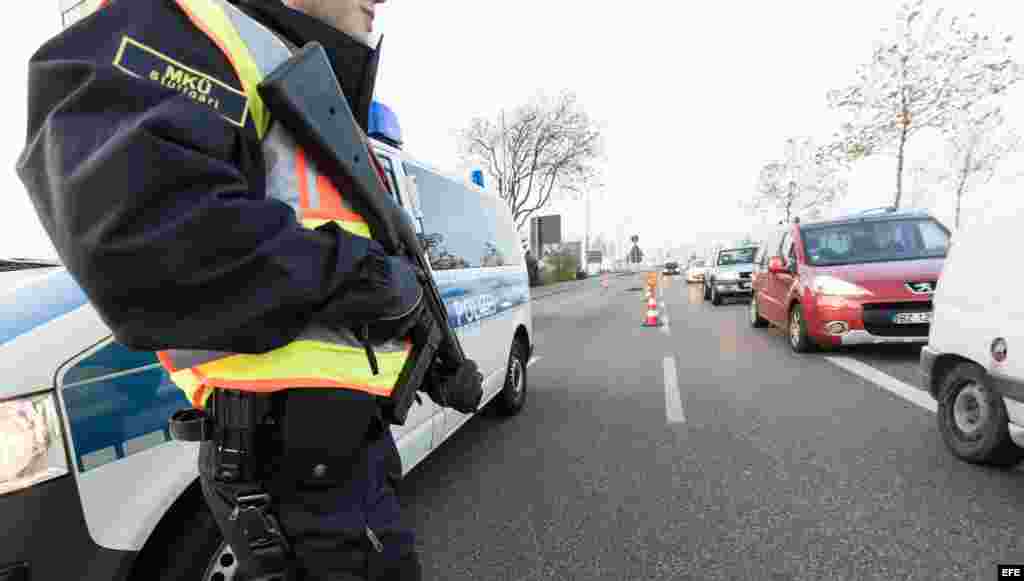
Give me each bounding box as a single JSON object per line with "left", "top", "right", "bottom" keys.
{"left": 402, "top": 163, "right": 500, "bottom": 270}
{"left": 479, "top": 194, "right": 522, "bottom": 266}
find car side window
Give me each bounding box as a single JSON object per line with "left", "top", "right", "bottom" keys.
{"left": 918, "top": 220, "right": 950, "bottom": 253}
{"left": 761, "top": 231, "right": 781, "bottom": 268}
{"left": 779, "top": 232, "right": 792, "bottom": 263}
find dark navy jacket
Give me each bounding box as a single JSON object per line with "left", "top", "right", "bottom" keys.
{"left": 16, "top": 0, "right": 383, "bottom": 354}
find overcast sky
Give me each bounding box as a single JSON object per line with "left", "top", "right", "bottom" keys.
{"left": 5, "top": 0, "right": 1024, "bottom": 260}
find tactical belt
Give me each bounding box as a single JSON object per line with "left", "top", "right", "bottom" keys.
{"left": 170, "top": 390, "right": 296, "bottom": 581}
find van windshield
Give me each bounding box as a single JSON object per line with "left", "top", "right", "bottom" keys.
{"left": 800, "top": 218, "right": 949, "bottom": 266}
{"left": 717, "top": 248, "right": 756, "bottom": 265}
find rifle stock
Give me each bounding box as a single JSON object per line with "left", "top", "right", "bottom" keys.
{"left": 257, "top": 42, "right": 481, "bottom": 424}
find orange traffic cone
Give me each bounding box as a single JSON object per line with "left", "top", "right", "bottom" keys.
{"left": 643, "top": 295, "right": 661, "bottom": 327}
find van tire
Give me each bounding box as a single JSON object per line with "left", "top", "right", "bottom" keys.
{"left": 937, "top": 363, "right": 1024, "bottom": 467}
{"left": 494, "top": 340, "right": 528, "bottom": 416}
{"left": 128, "top": 489, "right": 234, "bottom": 581}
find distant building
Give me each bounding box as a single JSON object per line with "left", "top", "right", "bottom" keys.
{"left": 562, "top": 241, "right": 583, "bottom": 267}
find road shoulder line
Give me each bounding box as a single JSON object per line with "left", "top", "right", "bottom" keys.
{"left": 824, "top": 355, "right": 937, "bottom": 413}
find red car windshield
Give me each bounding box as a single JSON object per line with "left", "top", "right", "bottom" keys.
{"left": 800, "top": 218, "right": 949, "bottom": 266}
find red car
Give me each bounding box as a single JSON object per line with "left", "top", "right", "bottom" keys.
{"left": 749, "top": 208, "right": 951, "bottom": 352}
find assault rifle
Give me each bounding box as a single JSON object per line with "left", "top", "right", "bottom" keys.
{"left": 257, "top": 42, "right": 483, "bottom": 425}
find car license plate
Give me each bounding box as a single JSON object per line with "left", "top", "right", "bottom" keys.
{"left": 738, "top": 282, "right": 748, "bottom": 289}
{"left": 893, "top": 312, "right": 931, "bottom": 324}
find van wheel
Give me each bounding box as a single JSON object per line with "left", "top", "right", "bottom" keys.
{"left": 937, "top": 363, "right": 1024, "bottom": 467}
{"left": 127, "top": 490, "right": 239, "bottom": 581}
{"left": 749, "top": 295, "right": 768, "bottom": 328}
{"left": 494, "top": 340, "right": 528, "bottom": 416}
{"left": 788, "top": 304, "right": 815, "bottom": 353}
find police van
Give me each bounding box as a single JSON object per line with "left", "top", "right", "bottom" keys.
{"left": 0, "top": 102, "right": 534, "bottom": 581}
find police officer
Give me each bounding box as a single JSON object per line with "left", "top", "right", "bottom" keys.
{"left": 16, "top": 0, "right": 451, "bottom": 579}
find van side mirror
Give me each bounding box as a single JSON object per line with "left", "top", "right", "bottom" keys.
{"left": 768, "top": 256, "right": 787, "bottom": 274}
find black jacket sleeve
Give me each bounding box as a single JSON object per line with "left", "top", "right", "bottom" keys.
{"left": 16, "top": 51, "right": 381, "bottom": 353}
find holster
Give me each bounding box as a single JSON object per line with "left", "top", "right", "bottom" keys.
{"left": 169, "top": 389, "right": 296, "bottom": 581}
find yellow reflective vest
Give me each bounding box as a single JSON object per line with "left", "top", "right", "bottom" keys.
{"left": 154, "top": 0, "right": 410, "bottom": 409}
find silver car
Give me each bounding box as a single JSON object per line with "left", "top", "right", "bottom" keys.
{"left": 703, "top": 247, "right": 758, "bottom": 305}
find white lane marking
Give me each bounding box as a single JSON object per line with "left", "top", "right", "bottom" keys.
{"left": 824, "top": 356, "right": 937, "bottom": 413}
{"left": 660, "top": 301, "right": 671, "bottom": 335}
{"left": 664, "top": 356, "right": 685, "bottom": 423}
{"left": 527, "top": 356, "right": 542, "bottom": 368}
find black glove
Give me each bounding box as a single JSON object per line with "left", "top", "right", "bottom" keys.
{"left": 316, "top": 246, "right": 425, "bottom": 344}
{"left": 423, "top": 360, "right": 484, "bottom": 414}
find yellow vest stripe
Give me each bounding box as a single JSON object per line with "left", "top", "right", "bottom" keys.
{"left": 191, "top": 340, "right": 410, "bottom": 394}
{"left": 301, "top": 218, "right": 373, "bottom": 238}
{"left": 173, "top": 0, "right": 270, "bottom": 139}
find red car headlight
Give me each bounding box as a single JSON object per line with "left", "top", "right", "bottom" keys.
{"left": 812, "top": 275, "right": 873, "bottom": 297}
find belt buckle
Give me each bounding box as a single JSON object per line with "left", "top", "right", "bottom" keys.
{"left": 235, "top": 493, "right": 271, "bottom": 509}
{"left": 230, "top": 493, "right": 286, "bottom": 549}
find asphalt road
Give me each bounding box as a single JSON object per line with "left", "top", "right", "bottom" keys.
{"left": 399, "top": 273, "right": 1024, "bottom": 581}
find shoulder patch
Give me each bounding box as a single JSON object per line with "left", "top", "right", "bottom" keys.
{"left": 113, "top": 36, "right": 249, "bottom": 128}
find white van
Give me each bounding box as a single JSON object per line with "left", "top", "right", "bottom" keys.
{"left": 0, "top": 102, "right": 533, "bottom": 581}
{"left": 920, "top": 205, "right": 1024, "bottom": 467}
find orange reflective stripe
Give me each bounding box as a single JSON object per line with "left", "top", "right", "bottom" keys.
{"left": 191, "top": 374, "right": 212, "bottom": 408}
{"left": 303, "top": 206, "right": 365, "bottom": 223}
{"left": 315, "top": 174, "right": 365, "bottom": 223}
{"left": 156, "top": 351, "right": 178, "bottom": 373}
{"left": 200, "top": 377, "right": 393, "bottom": 397}
{"left": 296, "top": 148, "right": 311, "bottom": 210}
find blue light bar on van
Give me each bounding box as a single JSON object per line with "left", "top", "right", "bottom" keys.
{"left": 368, "top": 101, "right": 402, "bottom": 148}
{"left": 471, "top": 169, "right": 485, "bottom": 188}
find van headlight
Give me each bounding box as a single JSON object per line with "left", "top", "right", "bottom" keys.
{"left": 813, "top": 275, "right": 873, "bottom": 297}
{"left": 0, "top": 392, "right": 69, "bottom": 495}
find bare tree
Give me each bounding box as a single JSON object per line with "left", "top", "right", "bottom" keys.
{"left": 745, "top": 137, "right": 848, "bottom": 224}
{"left": 934, "top": 105, "right": 1021, "bottom": 229}
{"left": 827, "top": 0, "right": 1024, "bottom": 208}
{"left": 457, "top": 92, "right": 604, "bottom": 231}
